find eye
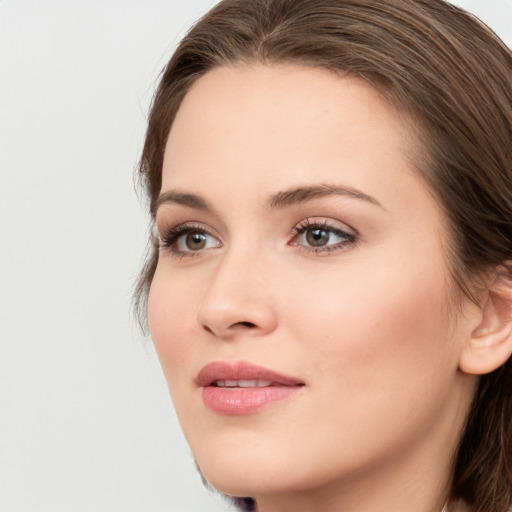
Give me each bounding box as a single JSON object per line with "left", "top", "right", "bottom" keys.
{"left": 158, "top": 223, "right": 222, "bottom": 256}
{"left": 290, "top": 219, "right": 357, "bottom": 253}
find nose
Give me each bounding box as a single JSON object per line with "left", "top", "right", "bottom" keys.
{"left": 196, "top": 249, "right": 278, "bottom": 339}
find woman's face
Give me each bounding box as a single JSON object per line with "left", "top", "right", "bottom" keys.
{"left": 148, "top": 64, "right": 477, "bottom": 506}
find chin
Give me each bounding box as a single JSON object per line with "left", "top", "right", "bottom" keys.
{"left": 195, "top": 441, "right": 346, "bottom": 503}
{"left": 194, "top": 447, "right": 305, "bottom": 498}
{"left": 196, "top": 453, "right": 278, "bottom": 496}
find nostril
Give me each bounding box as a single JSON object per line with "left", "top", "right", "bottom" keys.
{"left": 201, "top": 321, "right": 255, "bottom": 335}
{"left": 237, "top": 321, "right": 256, "bottom": 328}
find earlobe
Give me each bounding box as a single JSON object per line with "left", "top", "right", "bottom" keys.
{"left": 459, "top": 268, "right": 512, "bottom": 375}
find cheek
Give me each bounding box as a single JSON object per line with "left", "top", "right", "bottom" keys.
{"left": 258, "top": 256, "right": 460, "bottom": 480}
{"left": 147, "top": 266, "right": 199, "bottom": 387}
{"left": 284, "top": 246, "right": 459, "bottom": 426}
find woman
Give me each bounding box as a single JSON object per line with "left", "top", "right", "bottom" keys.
{"left": 135, "top": 1, "right": 512, "bottom": 511}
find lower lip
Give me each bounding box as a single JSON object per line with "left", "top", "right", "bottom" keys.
{"left": 201, "top": 385, "right": 302, "bottom": 415}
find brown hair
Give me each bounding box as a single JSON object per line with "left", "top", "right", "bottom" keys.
{"left": 135, "top": 1, "right": 512, "bottom": 510}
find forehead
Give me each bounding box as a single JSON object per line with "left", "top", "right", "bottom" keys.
{"left": 161, "top": 63, "right": 432, "bottom": 219}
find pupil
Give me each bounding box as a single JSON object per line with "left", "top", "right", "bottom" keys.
{"left": 186, "top": 232, "right": 207, "bottom": 250}
{"left": 307, "top": 228, "right": 329, "bottom": 247}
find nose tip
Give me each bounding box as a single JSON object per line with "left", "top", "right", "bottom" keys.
{"left": 197, "top": 263, "right": 277, "bottom": 339}
{"left": 199, "top": 301, "right": 276, "bottom": 339}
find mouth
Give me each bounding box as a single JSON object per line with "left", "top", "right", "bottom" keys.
{"left": 212, "top": 379, "right": 273, "bottom": 388}
{"left": 196, "top": 361, "right": 305, "bottom": 415}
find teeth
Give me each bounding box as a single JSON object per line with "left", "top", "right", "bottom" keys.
{"left": 215, "top": 379, "right": 272, "bottom": 388}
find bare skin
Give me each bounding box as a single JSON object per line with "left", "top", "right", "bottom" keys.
{"left": 149, "top": 64, "right": 484, "bottom": 512}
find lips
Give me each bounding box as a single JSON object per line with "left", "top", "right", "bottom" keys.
{"left": 196, "top": 361, "right": 304, "bottom": 415}
{"left": 197, "top": 361, "right": 304, "bottom": 387}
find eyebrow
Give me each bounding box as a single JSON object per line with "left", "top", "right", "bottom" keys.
{"left": 152, "top": 191, "right": 215, "bottom": 217}
{"left": 267, "top": 184, "right": 384, "bottom": 210}
{"left": 153, "top": 183, "right": 383, "bottom": 216}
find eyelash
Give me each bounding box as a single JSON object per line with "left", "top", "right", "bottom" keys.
{"left": 157, "top": 219, "right": 357, "bottom": 259}
{"left": 289, "top": 219, "right": 357, "bottom": 254}
{"left": 158, "top": 222, "right": 218, "bottom": 259}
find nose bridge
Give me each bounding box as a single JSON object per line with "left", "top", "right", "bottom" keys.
{"left": 197, "top": 241, "right": 277, "bottom": 337}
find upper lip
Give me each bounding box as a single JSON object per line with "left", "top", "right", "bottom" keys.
{"left": 196, "top": 361, "right": 305, "bottom": 387}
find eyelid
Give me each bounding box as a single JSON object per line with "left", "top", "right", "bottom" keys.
{"left": 155, "top": 216, "right": 357, "bottom": 260}
{"left": 288, "top": 217, "right": 358, "bottom": 253}
{"left": 157, "top": 221, "right": 222, "bottom": 256}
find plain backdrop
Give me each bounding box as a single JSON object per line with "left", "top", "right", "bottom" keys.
{"left": 0, "top": 1, "right": 511, "bottom": 511}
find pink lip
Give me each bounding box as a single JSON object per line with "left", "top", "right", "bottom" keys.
{"left": 196, "top": 361, "right": 305, "bottom": 415}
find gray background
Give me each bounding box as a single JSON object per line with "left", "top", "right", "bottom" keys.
{"left": 1, "top": 1, "right": 510, "bottom": 511}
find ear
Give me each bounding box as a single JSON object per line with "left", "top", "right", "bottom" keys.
{"left": 459, "top": 267, "right": 512, "bottom": 375}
